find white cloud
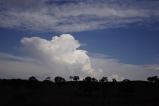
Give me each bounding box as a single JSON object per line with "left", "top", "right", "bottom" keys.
{"left": 0, "top": 53, "right": 49, "bottom": 80}
{"left": 108, "top": 74, "right": 125, "bottom": 81}
{"left": 21, "top": 34, "right": 97, "bottom": 79}
{"left": 0, "top": 34, "right": 159, "bottom": 81}
{"left": 0, "top": 0, "right": 159, "bottom": 32}
{"left": 91, "top": 57, "right": 159, "bottom": 81}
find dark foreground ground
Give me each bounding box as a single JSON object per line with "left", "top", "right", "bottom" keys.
{"left": 0, "top": 79, "right": 159, "bottom": 106}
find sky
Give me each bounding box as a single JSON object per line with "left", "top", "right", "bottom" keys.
{"left": 0, "top": 0, "right": 159, "bottom": 81}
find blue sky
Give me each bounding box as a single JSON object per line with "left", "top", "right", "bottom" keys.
{"left": 0, "top": 0, "right": 159, "bottom": 80}
{"left": 1, "top": 26, "right": 159, "bottom": 65}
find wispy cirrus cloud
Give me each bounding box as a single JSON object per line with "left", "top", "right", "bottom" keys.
{"left": 0, "top": 0, "right": 159, "bottom": 32}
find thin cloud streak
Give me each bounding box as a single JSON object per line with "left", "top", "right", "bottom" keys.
{"left": 0, "top": 0, "right": 159, "bottom": 32}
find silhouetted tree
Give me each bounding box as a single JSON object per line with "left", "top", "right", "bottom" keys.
{"left": 100, "top": 77, "right": 108, "bottom": 83}
{"left": 81, "top": 76, "right": 99, "bottom": 96}
{"left": 73, "top": 76, "right": 80, "bottom": 81}
{"left": 54, "top": 76, "right": 65, "bottom": 83}
{"left": 122, "top": 79, "right": 130, "bottom": 82}
{"left": 28, "top": 76, "right": 38, "bottom": 81}
{"left": 69, "top": 76, "right": 80, "bottom": 81}
{"left": 83, "top": 76, "right": 92, "bottom": 82}
{"left": 83, "top": 76, "right": 98, "bottom": 82}
{"left": 112, "top": 78, "right": 117, "bottom": 82}
{"left": 92, "top": 77, "right": 98, "bottom": 82}
{"left": 147, "top": 76, "right": 159, "bottom": 83}
{"left": 69, "top": 76, "right": 73, "bottom": 81}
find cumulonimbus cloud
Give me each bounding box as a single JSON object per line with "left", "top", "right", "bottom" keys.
{"left": 21, "top": 34, "right": 97, "bottom": 79}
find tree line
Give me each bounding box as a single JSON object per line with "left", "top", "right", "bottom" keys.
{"left": 27, "top": 75, "right": 159, "bottom": 83}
